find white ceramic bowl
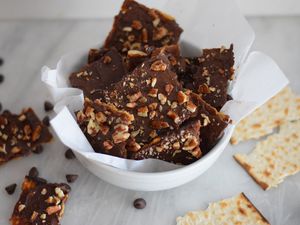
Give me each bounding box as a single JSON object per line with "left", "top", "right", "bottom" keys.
{"left": 73, "top": 125, "right": 235, "bottom": 191}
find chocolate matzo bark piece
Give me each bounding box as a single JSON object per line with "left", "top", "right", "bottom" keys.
{"left": 10, "top": 176, "right": 70, "bottom": 225}
{"left": 77, "top": 99, "right": 135, "bottom": 158}
{"left": 69, "top": 48, "right": 127, "bottom": 100}
{"left": 130, "top": 120, "right": 202, "bottom": 165}
{"left": 104, "top": 0, "right": 183, "bottom": 55}
{"left": 178, "top": 45, "right": 234, "bottom": 110}
{"left": 0, "top": 108, "right": 52, "bottom": 165}
{"left": 99, "top": 53, "right": 200, "bottom": 147}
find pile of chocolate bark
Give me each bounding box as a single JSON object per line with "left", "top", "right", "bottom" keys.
{"left": 69, "top": 0, "right": 234, "bottom": 165}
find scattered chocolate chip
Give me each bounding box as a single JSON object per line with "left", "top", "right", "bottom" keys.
{"left": 5, "top": 183, "right": 17, "bottom": 195}
{"left": 44, "top": 101, "right": 54, "bottom": 112}
{"left": 0, "top": 57, "right": 3, "bottom": 66}
{"left": 0, "top": 74, "right": 4, "bottom": 84}
{"left": 133, "top": 198, "right": 146, "bottom": 209}
{"left": 66, "top": 174, "right": 78, "bottom": 183}
{"left": 32, "top": 145, "right": 44, "bottom": 154}
{"left": 65, "top": 149, "right": 76, "bottom": 159}
{"left": 42, "top": 116, "right": 50, "bottom": 126}
{"left": 28, "top": 167, "right": 39, "bottom": 178}
{"left": 227, "top": 94, "right": 233, "bottom": 101}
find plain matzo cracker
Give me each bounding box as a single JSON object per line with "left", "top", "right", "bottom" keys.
{"left": 176, "top": 193, "right": 269, "bottom": 225}
{"left": 231, "top": 87, "right": 300, "bottom": 145}
{"left": 234, "top": 120, "right": 300, "bottom": 190}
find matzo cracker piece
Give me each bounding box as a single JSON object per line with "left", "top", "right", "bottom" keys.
{"left": 176, "top": 193, "right": 269, "bottom": 225}
{"left": 234, "top": 120, "right": 300, "bottom": 190}
{"left": 231, "top": 87, "right": 300, "bottom": 145}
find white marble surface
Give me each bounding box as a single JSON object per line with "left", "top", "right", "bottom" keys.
{"left": 0, "top": 17, "right": 299, "bottom": 225}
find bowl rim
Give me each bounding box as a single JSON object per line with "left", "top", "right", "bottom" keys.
{"left": 85, "top": 125, "right": 235, "bottom": 177}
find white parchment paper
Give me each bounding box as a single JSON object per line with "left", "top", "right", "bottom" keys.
{"left": 41, "top": 0, "right": 289, "bottom": 172}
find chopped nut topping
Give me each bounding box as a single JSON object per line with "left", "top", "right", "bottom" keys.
{"left": 158, "top": 93, "right": 167, "bottom": 105}
{"left": 186, "top": 101, "right": 197, "bottom": 113}
{"left": 151, "top": 120, "right": 169, "bottom": 129}
{"left": 137, "top": 106, "right": 149, "bottom": 117}
{"left": 173, "top": 141, "right": 180, "bottom": 150}
{"left": 183, "top": 136, "right": 199, "bottom": 151}
{"left": 148, "top": 102, "right": 158, "bottom": 110}
{"left": 155, "top": 146, "right": 163, "bottom": 152}
{"left": 131, "top": 20, "right": 143, "bottom": 30}
{"left": 150, "top": 60, "right": 167, "bottom": 72}
{"left": 0, "top": 143, "right": 6, "bottom": 154}
{"left": 41, "top": 188, "right": 47, "bottom": 195}
{"left": 122, "top": 26, "right": 133, "bottom": 32}
{"left": 102, "top": 56, "right": 112, "bottom": 64}
{"left": 18, "top": 114, "right": 26, "bottom": 121}
{"left": 139, "top": 96, "right": 147, "bottom": 103}
{"left": 103, "top": 140, "right": 114, "bottom": 150}
{"left": 126, "top": 102, "right": 137, "bottom": 108}
{"left": 40, "top": 213, "right": 47, "bottom": 220}
{"left": 87, "top": 119, "right": 100, "bottom": 136}
{"left": 167, "top": 111, "right": 180, "bottom": 124}
{"left": 148, "top": 88, "right": 158, "bottom": 97}
{"left": 171, "top": 101, "right": 178, "bottom": 109}
{"left": 149, "top": 130, "right": 158, "bottom": 138}
{"left": 127, "top": 141, "right": 141, "bottom": 152}
{"left": 95, "top": 112, "right": 107, "bottom": 123}
{"left": 18, "top": 204, "right": 26, "bottom": 212}
{"left": 127, "top": 91, "right": 142, "bottom": 102}
{"left": 151, "top": 77, "right": 157, "bottom": 87}
{"left": 201, "top": 113, "right": 211, "bottom": 126}
{"left": 153, "top": 27, "right": 168, "bottom": 40}
{"left": 31, "top": 125, "right": 42, "bottom": 142}
{"left": 46, "top": 205, "right": 61, "bottom": 215}
{"left": 11, "top": 146, "right": 21, "bottom": 154}
{"left": 112, "top": 131, "right": 130, "bottom": 144}
{"left": 31, "top": 211, "right": 38, "bottom": 222}
{"left": 149, "top": 111, "right": 157, "bottom": 119}
{"left": 152, "top": 18, "right": 160, "bottom": 27}
{"left": 177, "top": 91, "right": 189, "bottom": 104}
{"left": 198, "top": 84, "right": 210, "bottom": 93}
{"left": 76, "top": 111, "right": 86, "bottom": 123}
{"left": 128, "top": 49, "right": 147, "bottom": 57}
{"left": 55, "top": 187, "right": 65, "bottom": 199}
{"left": 45, "top": 196, "right": 54, "bottom": 204}
{"left": 130, "top": 130, "right": 140, "bottom": 138}
{"left": 165, "top": 84, "right": 174, "bottom": 95}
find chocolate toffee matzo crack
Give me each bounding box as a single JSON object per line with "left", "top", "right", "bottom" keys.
{"left": 177, "top": 45, "right": 235, "bottom": 110}
{"left": 77, "top": 99, "right": 135, "bottom": 158}
{"left": 77, "top": 53, "right": 229, "bottom": 161}
{"left": 176, "top": 193, "right": 270, "bottom": 225}
{"left": 104, "top": 0, "right": 183, "bottom": 54}
{"left": 231, "top": 87, "right": 300, "bottom": 145}
{"left": 130, "top": 120, "right": 202, "bottom": 164}
{"left": 69, "top": 48, "right": 127, "bottom": 100}
{"left": 234, "top": 120, "right": 300, "bottom": 190}
{"left": 0, "top": 108, "right": 52, "bottom": 165}
{"left": 10, "top": 175, "right": 70, "bottom": 225}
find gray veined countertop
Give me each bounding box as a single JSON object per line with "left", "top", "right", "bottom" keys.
{"left": 0, "top": 16, "right": 300, "bottom": 225}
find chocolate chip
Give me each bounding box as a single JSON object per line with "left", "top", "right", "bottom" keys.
{"left": 0, "top": 102, "right": 2, "bottom": 112}
{"left": 133, "top": 198, "right": 146, "bottom": 209}
{"left": 66, "top": 174, "right": 78, "bottom": 183}
{"left": 28, "top": 167, "right": 39, "bottom": 178}
{"left": 0, "top": 57, "right": 3, "bottom": 66}
{"left": 0, "top": 74, "right": 4, "bottom": 84}
{"left": 44, "top": 101, "right": 54, "bottom": 112}
{"left": 42, "top": 116, "right": 50, "bottom": 126}
{"left": 227, "top": 94, "right": 233, "bottom": 101}
{"left": 5, "top": 183, "right": 17, "bottom": 195}
{"left": 32, "top": 145, "right": 44, "bottom": 154}
{"left": 65, "top": 149, "right": 76, "bottom": 159}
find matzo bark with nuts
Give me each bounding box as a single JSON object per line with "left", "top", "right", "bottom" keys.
{"left": 177, "top": 45, "right": 235, "bottom": 110}
{"left": 130, "top": 120, "right": 202, "bottom": 164}
{"left": 98, "top": 53, "right": 201, "bottom": 146}
{"left": 0, "top": 108, "right": 52, "bottom": 165}
{"left": 10, "top": 176, "right": 70, "bottom": 225}
{"left": 77, "top": 98, "right": 135, "bottom": 158}
{"left": 104, "top": 0, "right": 182, "bottom": 55}
{"left": 69, "top": 48, "right": 127, "bottom": 100}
